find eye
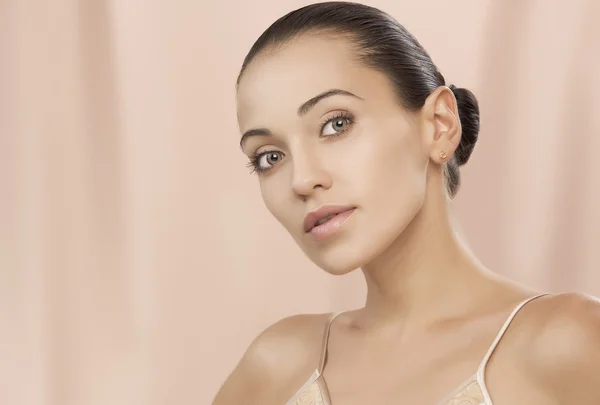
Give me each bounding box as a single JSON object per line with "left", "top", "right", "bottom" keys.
{"left": 320, "top": 113, "right": 354, "bottom": 136}
{"left": 259, "top": 151, "right": 283, "bottom": 168}
{"left": 247, "top": 150, "right": 285, "bottom": 174}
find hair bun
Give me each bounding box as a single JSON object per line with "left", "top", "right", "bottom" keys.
{"left": 449, "top": 85, "right": 480, "bottom": 166}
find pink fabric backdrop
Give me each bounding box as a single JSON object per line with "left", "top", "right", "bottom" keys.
{"left": 2, "top": 0, "right": 599, "bottom": 404}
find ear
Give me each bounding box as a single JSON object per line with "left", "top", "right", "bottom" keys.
{"left": 419, "top": 86, "right": 461, "bottom": 164}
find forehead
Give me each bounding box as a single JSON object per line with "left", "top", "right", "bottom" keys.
{"left": 236, "top": 34, "right": 394, "bottom": 128}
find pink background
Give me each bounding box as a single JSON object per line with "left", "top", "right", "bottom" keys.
{"left": 2, "top": 1, "right": 599, "bottom": 404}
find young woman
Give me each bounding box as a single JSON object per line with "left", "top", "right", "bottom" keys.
{"left": 213, "top": 2, "right": 600, "bottom": 404}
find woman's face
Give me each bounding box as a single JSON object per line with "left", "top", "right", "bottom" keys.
{"left": 236, "top": 35, "right": 432, "bottom": 275}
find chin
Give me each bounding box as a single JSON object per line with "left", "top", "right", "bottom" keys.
{"left": 299, "top": 237, "right": 385, "bottom": 276}
{"left": 285, "top": 203, "right": 421, "bottom": 276}
{"left": 312, "top": 257, "right": 360, "bottom": 276}
{"left": 299, "top": 215, "right": 417, "bottom": 275}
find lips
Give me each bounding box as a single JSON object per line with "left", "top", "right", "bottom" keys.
{"left": 303, "top": 205, "right": 356, "bottom": 233}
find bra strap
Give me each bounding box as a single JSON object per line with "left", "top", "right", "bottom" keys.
{"left": 317, "top": 311, "right": 345, "bottom": 374}
{"left": 477, "top": 293, "right": 549, "bottom": 375}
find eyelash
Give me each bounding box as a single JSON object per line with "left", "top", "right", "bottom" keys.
{"left": 246, "top": 152, "right": 278, "bottom": 175}
{"left": 247, "top": 111, "right": 355, "bottom": 175}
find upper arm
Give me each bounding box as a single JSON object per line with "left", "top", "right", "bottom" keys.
{"left": 211, "top": 313, "right": 328, "bottom": 405}
{"left": 210, "top": 339, "right": 270, "bottom": 405}
{"left": 527, "top": 293, "right": 600, "bottom": 404}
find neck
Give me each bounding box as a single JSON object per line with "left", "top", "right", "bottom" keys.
{"left": 358, "top": 184, "right": 497, "bottom": 331}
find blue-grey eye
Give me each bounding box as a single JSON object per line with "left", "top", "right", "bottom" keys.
{"left": 322, "top": 117, "right": 351, "bottom": 136}
{"left": 258, "top": 151, "right": 283, "bottom": 169}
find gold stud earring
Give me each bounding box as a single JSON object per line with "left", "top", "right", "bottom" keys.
{"left": 440, "top": 151, "right": 447, "bottom": 160}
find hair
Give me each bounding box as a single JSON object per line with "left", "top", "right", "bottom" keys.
{"left": 237, "top": 1, "right": 480, "bottom": 198}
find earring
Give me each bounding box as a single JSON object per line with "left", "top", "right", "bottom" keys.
{"left": 440, "top": 151, "right": 447, "bottom": 160}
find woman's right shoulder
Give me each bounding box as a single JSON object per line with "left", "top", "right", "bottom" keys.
{"left": 211, "top": 312, "right": 332, "bottom": 405}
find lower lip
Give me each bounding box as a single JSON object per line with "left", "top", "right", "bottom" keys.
{"left": 309, "top": 208, "right": 356, "bottom": 240}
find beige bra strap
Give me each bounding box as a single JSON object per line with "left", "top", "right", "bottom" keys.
{"left": 477, "top": 293, "right": 549, "bottom": 375}
{"left": 317, "top": 311, "right": 345, "bottom": 374}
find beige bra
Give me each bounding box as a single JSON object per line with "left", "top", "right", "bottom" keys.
{"left": 285, "top": 294, "right": 548, "bottom": 405}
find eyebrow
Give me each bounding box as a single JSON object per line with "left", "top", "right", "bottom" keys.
{"left": 297, "top": 88, "right": 362, "bottom": 117}
{"left": 239, "top": 88, "right": 363, "bottom": 150}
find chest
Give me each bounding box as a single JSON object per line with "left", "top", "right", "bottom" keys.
{"left": 322, "top": 358, "right": 482, "bottom": 405}
{"left": 315, "top": 336, "right": 477, "bottom": 404}
{"left": 290, "top": 363, "right": 554, "bottom": 405}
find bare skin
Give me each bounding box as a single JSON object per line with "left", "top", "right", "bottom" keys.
{"left": 213, "top": 34, "right": 600, "bottom": 405}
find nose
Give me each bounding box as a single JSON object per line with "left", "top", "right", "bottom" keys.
{"left": 291, "top": 151, "right": 332, "bottom": 198}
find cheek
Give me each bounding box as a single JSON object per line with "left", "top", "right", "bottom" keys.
{"left": 345, "top": 126, "right": 427, "bottom": 261}
{"left": 259, "top": 175, "right": 295, "bottom": 230}
{"left": 355, "top": 125, "right": 427, "bottom": 201}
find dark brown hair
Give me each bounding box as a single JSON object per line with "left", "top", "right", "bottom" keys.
{"left": 237, "top": 1, "right": 480, "bottom": 197}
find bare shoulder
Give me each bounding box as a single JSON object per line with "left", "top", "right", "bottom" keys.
{"left": 521, "top": 292, "right": 600, "bottom": 403}
{"left": 211, "top": 312, "right": 331, "bottom": 405}
{"left": 527, "top": 292, "right": 600, "bottom": 362}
